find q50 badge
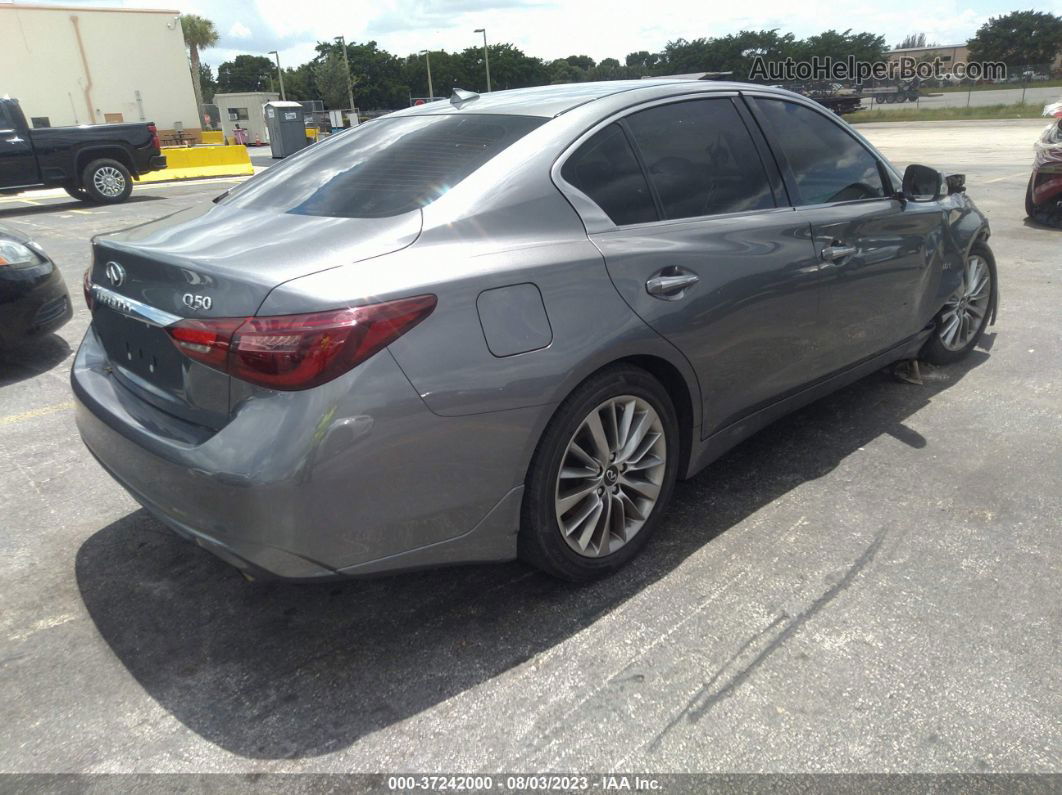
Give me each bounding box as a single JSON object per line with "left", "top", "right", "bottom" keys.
{"left": 182, "top": 293, "right": 212, "bottom": 311}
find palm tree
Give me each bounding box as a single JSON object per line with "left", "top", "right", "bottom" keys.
{"left": 181, "top": 14, "right": 219, "bottom": 122}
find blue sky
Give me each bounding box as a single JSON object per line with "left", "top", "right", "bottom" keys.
{"left": 21, "top": 0, "right": 1062, "bottom": 71}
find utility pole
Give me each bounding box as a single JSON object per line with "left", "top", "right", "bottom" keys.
{"left": 474, "top": 28, "right": 491, "bottom": 92}
{"left": 335, "top": 36, "right": 355, "bottom": 121}
{"left": 268, "top": 50, "right": 286, "bottom": 100}
{"left": 419, "top": 50, "right": 434, "bottom": 100}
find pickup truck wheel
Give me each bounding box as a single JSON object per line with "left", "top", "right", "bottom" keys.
{"left": 82, "top": 159, "right": 133, "bottom": 204}
{"left": 63, "top": 186, "right": 89, "bottom": 202}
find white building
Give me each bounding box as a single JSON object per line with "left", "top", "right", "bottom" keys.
{"left": 0, "top": 3, "right": 202, "bottom": 141}
{"left": 214, "top": 91, "right": 280, "bottom": 145}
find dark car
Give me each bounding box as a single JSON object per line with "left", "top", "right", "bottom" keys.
{"left": 0, "top": 97, "right": 166, "bottom": 204}
{"left": 0, "top": 224, "right": 72, "bottom": 349}
{"left": 73, "top": 81, "right": 997, "bottom": 582}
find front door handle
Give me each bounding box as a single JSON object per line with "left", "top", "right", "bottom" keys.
{"left": 646, "top": 269, "right": 699, "bottom": 300}
{"left": 5, "top": 136, "right": 25, "bottom": 144}
{"left": 821, "top": 244, "right": 857, "bottom": 262}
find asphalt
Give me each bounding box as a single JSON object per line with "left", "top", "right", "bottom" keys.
{"left": 0, "top": 120, "right": 1059, "bottom": 774}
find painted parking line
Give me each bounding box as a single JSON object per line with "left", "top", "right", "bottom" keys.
{"left": 984, "top": 171, "right": 1031, "bottom": 183}
{"left": 0, "top": 401, "right": 75, "bottom": 427}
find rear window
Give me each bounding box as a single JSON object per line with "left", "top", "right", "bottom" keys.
{"left": 222, "top": 114, "right": 545, "bottom": 218}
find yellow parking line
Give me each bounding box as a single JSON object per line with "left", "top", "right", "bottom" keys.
{"left": 0, "top": 401, "right": 74, "bottom": 427}
{"left": 70, "top": 209, "right": 93, "bottom": 215}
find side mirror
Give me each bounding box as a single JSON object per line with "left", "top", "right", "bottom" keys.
{"left": 902, "top": 164, "right": 943, "bottom": 201}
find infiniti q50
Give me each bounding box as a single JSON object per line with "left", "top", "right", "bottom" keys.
{"left": 72, "top": 81, "right": 996, "bottom": 581}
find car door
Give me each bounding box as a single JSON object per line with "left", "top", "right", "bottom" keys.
{"left": 746, "top": 95, "right": 943, "bottom": 370}
{"left": 556, "top": 95, "right": 826, "bottom": 436}
{"left": 0, "top": 103, "right": 39, "bottom": 188}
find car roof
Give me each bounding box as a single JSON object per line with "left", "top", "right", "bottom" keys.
{"left": 389, "top": 79, "right": 791, "bottom": 119}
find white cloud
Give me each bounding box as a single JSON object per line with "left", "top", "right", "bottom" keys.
{"left": 228, "top": 21, "right": 253, "bottom": 39}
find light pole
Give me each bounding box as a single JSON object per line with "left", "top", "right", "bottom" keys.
{"left": 268, "top": 50, "right": 286, "bottom": 100}
{"left": 419, "top": 49, "right": 434, "bottom": 100}
{"left": 335, "top": 36, "right": 355, "bottom": 119}
{"left": 473, "top": 28, "right": 491, "bottom": 92}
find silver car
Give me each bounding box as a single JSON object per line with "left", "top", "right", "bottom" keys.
{"left": 72, "top": 80, "right": 996, "bottom": 581}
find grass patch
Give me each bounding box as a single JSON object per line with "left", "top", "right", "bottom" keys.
{"left": 935, "top": 79, "right": 1062, "bottom": 93}
{"left": 848, "top": 102, "right": 1047, "bottom": 123}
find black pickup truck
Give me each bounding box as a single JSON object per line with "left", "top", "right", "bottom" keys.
{"left": 0, "top": 97, "right": 166, "bottom": 204}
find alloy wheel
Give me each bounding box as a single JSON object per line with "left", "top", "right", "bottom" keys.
{"left": 939, "top": 254, "right": 991, "bottom": 351}
{"left": 554, "top": 395, "right": 667, "bottom": 558}
{"left": 93, "top": 166, "right": 126, "bottom": 198}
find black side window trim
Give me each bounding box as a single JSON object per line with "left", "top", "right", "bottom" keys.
{"left": 620, "top": 96, "right": 779, "bottom": 222}
{"left": 615, "top": 118, "right": 664, "bottom": 221}
{"left": 745, "top": 96, "right": 891, "bottom": 208}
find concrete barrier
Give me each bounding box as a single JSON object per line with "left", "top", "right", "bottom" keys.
{"left": 200, "top": 130, "right": 225, "bottom": 145}
{"left": 138, "top": 145, "right": 255, "bottom": 183}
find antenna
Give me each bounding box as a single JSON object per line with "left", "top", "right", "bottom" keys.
{"left": 450, "top": 88, "right": 480, "bottom": 106}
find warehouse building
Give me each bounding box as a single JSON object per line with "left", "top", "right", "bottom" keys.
{"left": 0, "top": 3, "right": 202, "bottom": 143}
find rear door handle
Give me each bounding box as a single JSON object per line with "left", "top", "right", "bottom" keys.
{"left": 5, "top": 136, "right": 25, "bottom": 144}
{"left": 821, "top": 244, "right": 857, "bottom": 262}
{"left": 646, "top": 270, "right": 699, "bottom": 300}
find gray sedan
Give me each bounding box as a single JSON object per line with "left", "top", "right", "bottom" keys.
{"left": 72, "top": 80, "right": 996, "bottom": 581}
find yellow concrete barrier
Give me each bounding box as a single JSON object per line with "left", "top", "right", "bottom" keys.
{"left": 200, "top": 130, "right": 225, "bottom": 145}
{"left": 137, "top": 145, "right": 254, "bottom": 183}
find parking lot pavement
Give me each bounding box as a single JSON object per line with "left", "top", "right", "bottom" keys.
{"left": 0, "top": 120, "right": 1059, "bottom": 774}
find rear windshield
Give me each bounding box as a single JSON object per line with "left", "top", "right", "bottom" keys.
{"left": 221, "top": 114, "right": 545, "bottom": 218}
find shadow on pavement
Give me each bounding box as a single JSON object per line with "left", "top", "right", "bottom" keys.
{"left": 76, "top": 351, "right": 989, "bottom": 759}
{"left": 0, "top": 334, "right": 71, "bottom": 388}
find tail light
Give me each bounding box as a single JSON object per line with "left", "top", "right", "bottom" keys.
{"left": 166, "top": 295, "right": 436, "bottom": 391}
{"left": 83, "top": 268, "right": 94, "bottom": 310}
{"left": 147, "top": 123, "right": 161, "bottom": 152}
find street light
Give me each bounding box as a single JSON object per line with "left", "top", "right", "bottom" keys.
{"left": 335, "top": 36, "right": 356, "bottom": 119}
{"left": 419, "top": 49, "right": 434, "bottom": 101}
{"left": 267, "top": 50, "right": 286, "bottom": 100}
{"left": 473, "top": 28, "right": 491, "bottom": 92}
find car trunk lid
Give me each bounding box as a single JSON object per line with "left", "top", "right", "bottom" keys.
{"left": 88, "top": 203, "right": 422, "bottom": 428}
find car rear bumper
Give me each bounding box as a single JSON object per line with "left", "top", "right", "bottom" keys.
{"left": 71, "top": 325, "right": 533, "bottom": 579}
{"left": 148, "top": 155, "right": 167, "bottom": 172}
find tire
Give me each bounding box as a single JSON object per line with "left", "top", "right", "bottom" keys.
{"left": 920, "top": 243, "right": 996, "bottom": 365}
{"left": 63, "top": 185, "right": 89, "bottom": 202}
{"left": 875, "top": 95, "right": 886, "bottom": 104}
{"left": 1026, "top": 173, "right": 1039, "bottom": 218}
{"left": 518, "top": 364, "right": 680, "bottom": 582}
{"left": 81, "top": 158, "right": 133, "bottom": 204}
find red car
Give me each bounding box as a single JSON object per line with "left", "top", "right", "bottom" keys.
{"left": 1027, "top": 101, "right": 1062, "bottom": 224}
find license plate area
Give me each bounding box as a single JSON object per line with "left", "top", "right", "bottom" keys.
{"left": 93, "top": 305, "right": 187, "bottom": 391}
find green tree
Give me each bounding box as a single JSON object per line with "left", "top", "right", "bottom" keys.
{"left": 313, "top": 52, "right": 353, "bottom": 109}
{"left": 217, "top": 55, "right": 275, "bottom": 93}
{"left": 625, "top": 50, "right": 661, "bottom": 75}
{"left": 967, "top": 10, "right": 1062, "bottom": 69}
{"left": 281, "top": 64, "right": 316, "bottom": 101}
{"left": 180, "top": 14, "right": 218, "bottom": 115}
{"left": 896, "top": 33, "right": 928, "bottom": 50}
{"left": 197, "top": 63, "right": 217, "bottom": 104}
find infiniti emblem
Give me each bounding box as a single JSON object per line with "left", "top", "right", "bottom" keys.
{"left": 105, "top": 261, "right": 126, "bottom": 287}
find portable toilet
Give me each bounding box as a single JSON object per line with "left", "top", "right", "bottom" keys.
{"left": 264, "top": 101, "right": 309, "bottom": 158}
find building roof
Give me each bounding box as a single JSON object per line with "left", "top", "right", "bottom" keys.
{"left": 0, "top": 3, "right": 181, "bottom": 13}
